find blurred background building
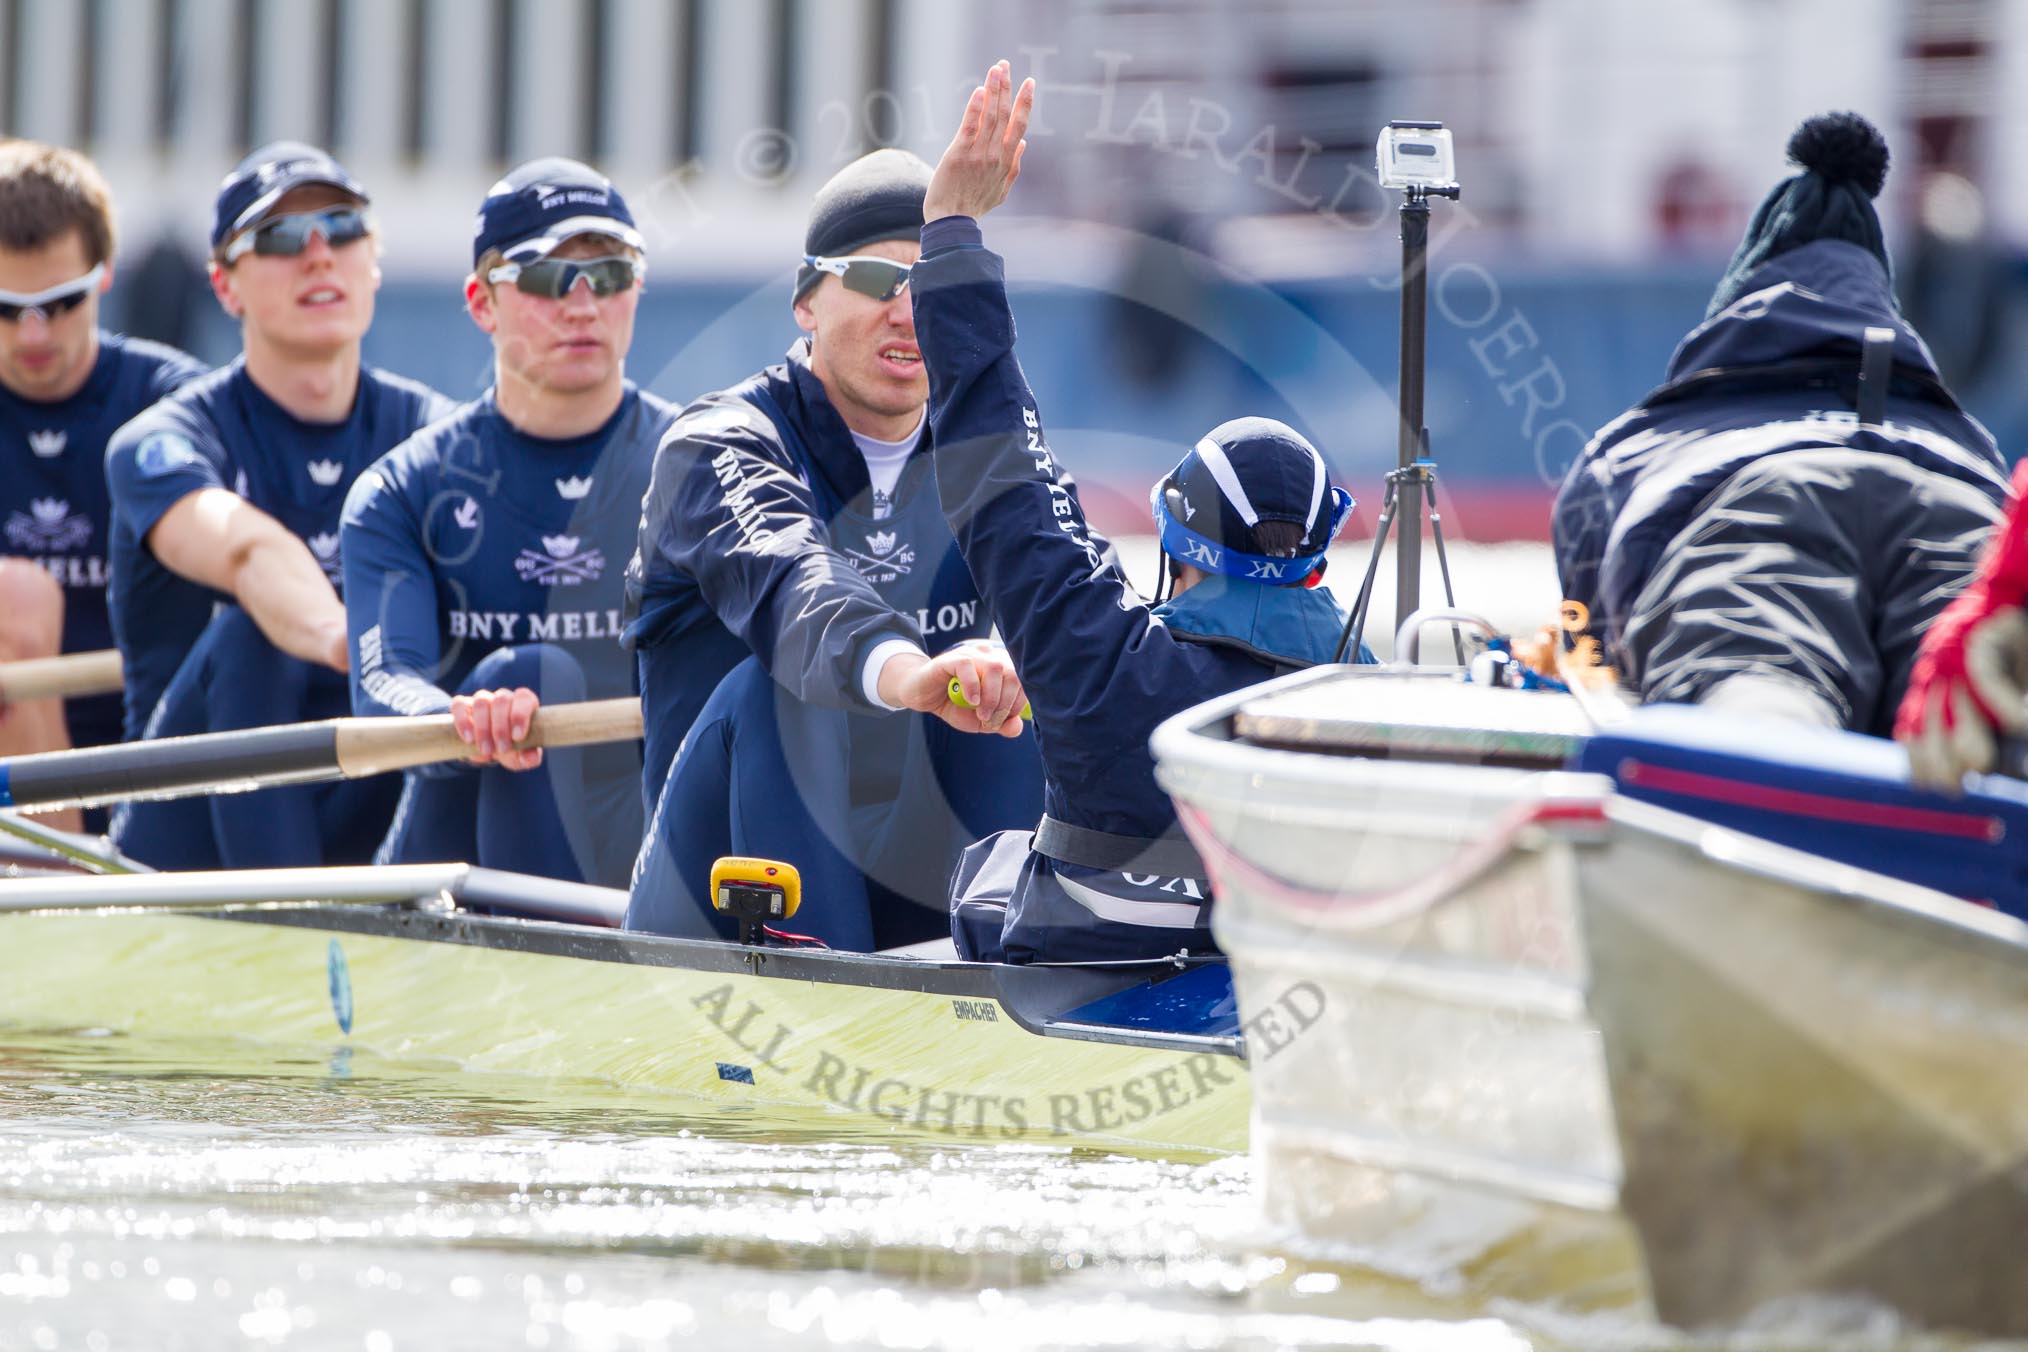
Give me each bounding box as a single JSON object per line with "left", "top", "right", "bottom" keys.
{"left": 2, "top": 0, "right": 2023, "bottom": 538}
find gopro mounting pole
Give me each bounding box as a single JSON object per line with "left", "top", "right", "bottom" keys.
{"left": 1390, "top": 123, "right": 1460, "bottom": 630}
{"left": 1336, "top": 122, "right": 1463, "bottom": 664}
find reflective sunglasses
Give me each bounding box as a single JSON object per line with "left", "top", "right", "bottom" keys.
{"left": 223, "top": 206, "right": 373, "bottom": 263}
{"left": 486, "top": 254, "right": 645, "bottom": 300}
{"left": 804, "top": 254, "right": 912, "bottom": 302}
{"left": 0, "top": 263, "right": 105, "bottom": 323}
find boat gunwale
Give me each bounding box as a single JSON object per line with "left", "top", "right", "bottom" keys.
{"left": 1157, "top": 665, "right": 2028, "bottom": 963}
{"left": 199, "top": 901, "right": 1248, "bottom": 1058}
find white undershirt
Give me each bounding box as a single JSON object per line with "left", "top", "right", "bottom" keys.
{"left": 853, "top": 413, "right": 927, "bottom": 708}
{"left": 849, "top": 414, "right": 923, "bottom": 522}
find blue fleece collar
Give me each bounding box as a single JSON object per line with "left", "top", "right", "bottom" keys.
{"left": 1152, "top": 574, "right": 1351, "bottom": 667}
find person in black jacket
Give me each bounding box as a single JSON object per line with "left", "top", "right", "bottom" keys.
{"left": 1554, "top": 112, "right": 2008, "bottom": 734}
{"left": 911, "top": 62, "right": 1367, "bottom": 963}
{"left": 623, "top": 150, "right": 1040, "bottom": 950}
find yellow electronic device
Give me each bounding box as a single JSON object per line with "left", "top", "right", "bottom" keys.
{"left": 709, "top": 856, "right": 802, "bottom": 945}
{"left": 946, "top": 677, "right": 1033, "bottom": 722}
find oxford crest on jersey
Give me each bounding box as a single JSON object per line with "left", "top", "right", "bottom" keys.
{"left": 514, "top": 533, "right": 605, "bottom": 585}
{"left": 26, "top": 429, "right": 66, "bottom": 458}
{"left": 555, "top": 475, "right": 593, "bottom": 500}
{"left": 307, "top": 459, "right": 345, "bottom": 486}
{"left": 308, "top": 531, "right": 342, "bottom": 578}
{"left": 5, "top": 497, "right": 91, "bottom": 551}
{"left": 844, "top": 528, "right": 914, "bottom": 581}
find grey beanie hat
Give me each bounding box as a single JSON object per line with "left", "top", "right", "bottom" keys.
{"left": 793, "top": 148, "right": 933, "bottom": 301}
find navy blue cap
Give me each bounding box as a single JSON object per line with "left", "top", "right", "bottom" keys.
{"left": 1152, "top": 417, "right": 1353, "bottom": 584}
{"left": 473, "top": 157, "right": 643, "bottom": 267}
{"left": 212, "top": 142, "right": 367, "bottom": 248}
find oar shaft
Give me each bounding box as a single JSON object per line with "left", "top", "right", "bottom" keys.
{"left": 0, "top": 863, "right": 471, "bottom": 913}
{"left": 0, "top": 722, "right": 341, "bottom": 812}
{"left": 0, "top": 862, "right": 628, "bottom": 926}
{"left": 0, "top": 650, "right": 123, "bottom": 703}
{"left": 0, "top": 697, "right": 645, "bottom": 812}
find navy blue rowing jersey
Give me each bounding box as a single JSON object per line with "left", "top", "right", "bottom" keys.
{"left": 104, "top": 360, "right": 456, "bottom": 739}
{"left": 0, "top": 331, "right": 206, "bottom": 747}
{"left": 342, "top": 384, "right": 668, "bottom": 720}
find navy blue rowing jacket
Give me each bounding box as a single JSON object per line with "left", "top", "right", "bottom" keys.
{"left": 343, "top": 384, "right": 667, "bottom": 731}
{"left": 1554, "top": 239, "right": 2009, "bottom": 650}
{"left": 622, "top": 340, "right": 1004, "bottom": 803}
{"left": 0, "top": 332, "right": 206, "bottom": 748}
{"left": 910, "top": 215, "right": 1350, "bottom": 856}
{"left": 105, "top": 361, "right": 456, "bottom": 739}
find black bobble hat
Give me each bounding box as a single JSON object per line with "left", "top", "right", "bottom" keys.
{"left": 1707, "top": 111, "right": 1892, "bottom": 317}
{"left": 794, "top": 149, "right": 933, "bottom": 301}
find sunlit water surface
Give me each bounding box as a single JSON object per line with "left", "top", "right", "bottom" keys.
{"left": 0, "top": 1025, "right": 2005, "bottom": 1352}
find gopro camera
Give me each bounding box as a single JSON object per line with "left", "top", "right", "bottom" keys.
{"left": 1376, "top": 122, "right": 1457, "bottom": 193}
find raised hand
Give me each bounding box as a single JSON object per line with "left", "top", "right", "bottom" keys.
{"left": 924, "top": 60, "right": 1035, "bottom": 224}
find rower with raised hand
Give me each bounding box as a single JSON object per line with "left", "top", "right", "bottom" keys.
{"left": 909, "top": 62, "right": 1365, "bottom": 963}
{"left": 104, "top": 144, "right": 457, "bottom": 869}
{"left": 0, "top": 141, "right": 208, "bottom": 833}
{"left": 339, "top": 159, "right": 665, "bottom": 887}
{"left": 1553, "top": 113, "right": 2008, "bottom": 735}
{"left": 622, "top": 148, "right": 1048, "bottom": 950}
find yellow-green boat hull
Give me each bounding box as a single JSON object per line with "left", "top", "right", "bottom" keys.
{"left": 0, "top": 905, "right": 1248, "bottom": 1155}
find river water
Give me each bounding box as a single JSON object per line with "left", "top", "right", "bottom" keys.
{"left": 0, "top": 542, "right": 2001, "bottom": 1349}
{"left": 0, "top": 1023, "right": 1996, "bottom": 1351}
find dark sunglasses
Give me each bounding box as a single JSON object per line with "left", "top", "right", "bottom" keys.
{"left": 224, "top": 206, "right": 373, "bottom": 263}
{"left": 0, "top": 263, "right": 104, "bottom": 323}
{"left": 804, "top": 254, "right": 912, "bottom": 302}
{"left": 486, "top": 254, "right": 645, "bottom": 300}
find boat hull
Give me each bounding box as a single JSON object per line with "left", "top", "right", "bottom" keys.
{"left": 1154, "top": 668, "right": 2028, "bottom": 1332}
{"left": 0, "top": 900, "right": 1247, "bottom": 1156}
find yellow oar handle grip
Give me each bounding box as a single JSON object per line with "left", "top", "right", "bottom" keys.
{"left": 947, "top": 676, "right": 1032, "bottom": 722}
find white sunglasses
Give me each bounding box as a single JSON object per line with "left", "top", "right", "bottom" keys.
{"left": 0, "top": 264, "right": 105, "bottom": 322}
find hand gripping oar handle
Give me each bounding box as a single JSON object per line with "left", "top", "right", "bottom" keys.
{"left": 0, "top": 649, "right": 123, "bottom": 703}
{"left": 335, "top": 697, "right": 644, "bottom": 778}
{"left": 946, "top": 676, "right": 1032, "bottom": 722}
{"left": 0, "top": 697, "right": 644, "bottom": 812}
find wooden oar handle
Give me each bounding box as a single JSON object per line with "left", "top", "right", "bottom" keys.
{"left": 0, "top": 650, "right": 123, "bottom": 703}
{"left": 334, "top": 696, "right": 645, "bottom": 779}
